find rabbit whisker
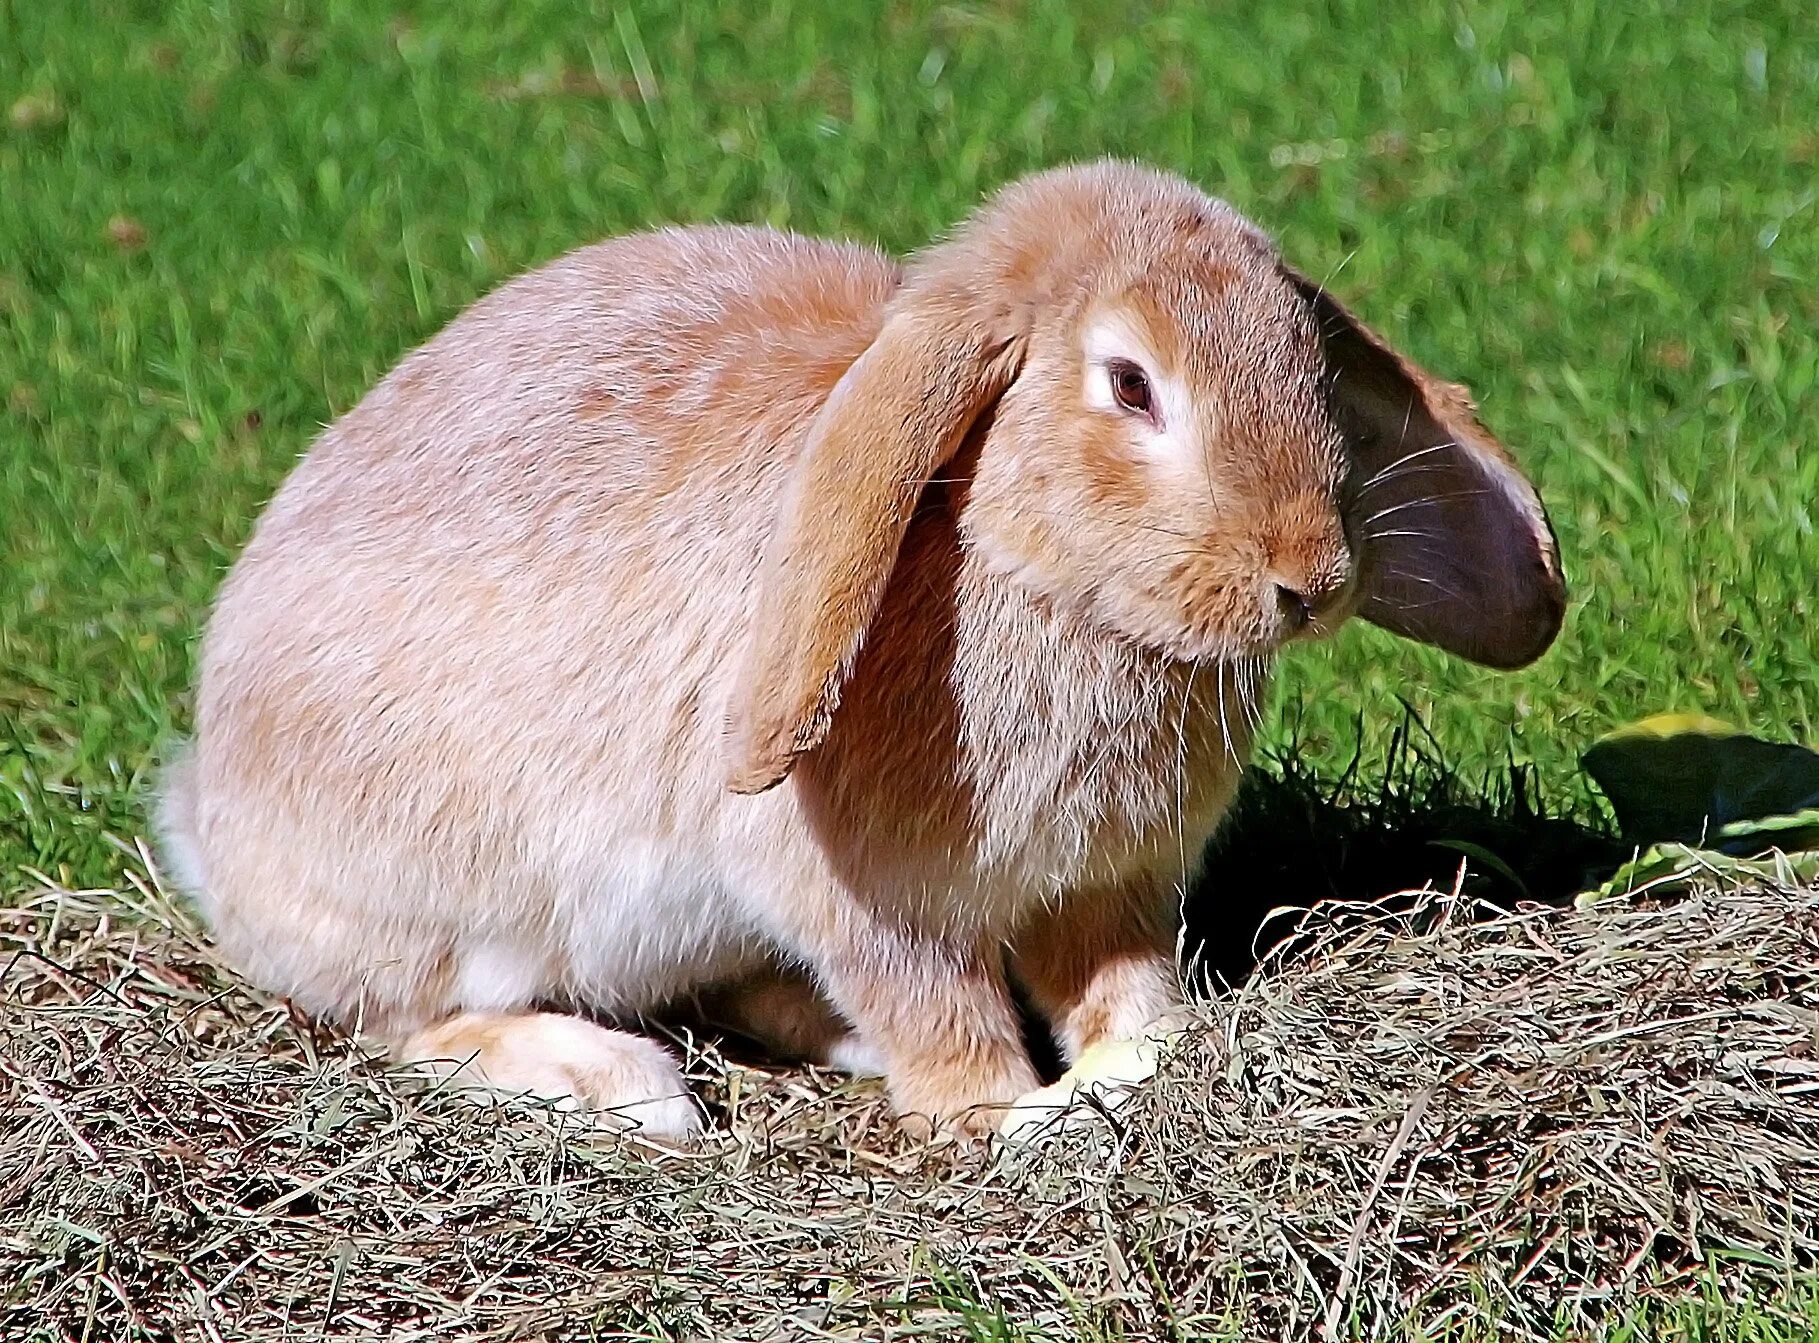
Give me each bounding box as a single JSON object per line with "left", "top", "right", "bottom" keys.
{"left": 1354, "top": 488, "right": 1491, "bottom": 529}
{"left": 1216, "top": 658, "right": 1243, "bottom": 765}
{"left": 1373, "top": 538, "right": 1454, "bottom": 566}
{"left": 1173, "top": 656, "right": 1201, "bottom": 888}
{"left": 1365, "top": 528, "right": 1446, "bottom": 544}
{"left": 923, "top": 481, "right": 1202, "bottom": 543}
{"left": 1352, "top": 441, "right": 1459, "bottom": 493}
{"left": 1079, "top": 657, "right": 1174, "bottom": 793}
{"left": 1379, "top": 566, "right": 1467, "bottom": 602}
{"left": 1243, "top": 666, "right": 1265, "bottom": 740}
{"left": 1356, "top": 459, "right": 1455, "bottom": 488}
{"left": 1146, "top": 548, "right": 1225, "bottom": 568}
{"left": 1349, "top": 463, "right": 1456, "bottom": 501}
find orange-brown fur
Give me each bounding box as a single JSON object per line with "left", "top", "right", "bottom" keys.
{"left": 157, "top": 162, "right": 1563, "bottom": 1139}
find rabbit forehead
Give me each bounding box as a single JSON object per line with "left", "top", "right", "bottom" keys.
{"left": 1100, "top": 252, "right": 1313, "bottom": 371}
{"left": 908, "top": 160, "right": 1278, "bottom": 317}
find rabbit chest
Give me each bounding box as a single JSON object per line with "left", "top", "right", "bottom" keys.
{"left": 797, "top": 542, "right": 1260, "bottom": 919}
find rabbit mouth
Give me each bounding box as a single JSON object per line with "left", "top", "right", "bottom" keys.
{"left": 1273, "top": 577, "right": 1362, "bottom": 647}
{"left": 1145, "top": 623, "right": 1289, "bottom": 667}
{"left": 1150, "top": 576, "right": 1358, "bottom": 664}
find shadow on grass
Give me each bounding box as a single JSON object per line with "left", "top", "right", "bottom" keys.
{"left": 1183, "top": 716, "right": 1627, "bottom": 989}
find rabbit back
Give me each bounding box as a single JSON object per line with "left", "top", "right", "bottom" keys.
{"left": 176, "top": 227, "right": 900, "bottom": 1032}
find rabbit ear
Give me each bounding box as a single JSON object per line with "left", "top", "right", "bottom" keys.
{"left": 725, "top": 293, "right": 1025, "bottom": 794}
{"left": 1287, "top": 270, "right": 1566, "bottom": 669}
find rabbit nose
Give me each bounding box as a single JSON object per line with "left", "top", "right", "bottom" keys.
{"left": 1271, "top": 568, "right": 1348, "bottom": 634}
{"left": 1275, "top": 584, "right": 1317, "bottom": 632}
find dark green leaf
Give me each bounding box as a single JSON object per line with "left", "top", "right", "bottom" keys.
{"left": 1581, "top": 715, "right": 1819, "bottom": 851}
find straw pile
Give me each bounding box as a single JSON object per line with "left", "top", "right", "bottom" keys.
{"left": 4, "top": 853, "right": 1815, "bottom": 1340}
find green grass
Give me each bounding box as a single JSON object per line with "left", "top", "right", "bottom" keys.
{"left": 2, "top": 2, "right": 1816, "bottom": 881}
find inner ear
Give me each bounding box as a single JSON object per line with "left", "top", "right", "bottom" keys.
{"left": 1287, "top": 268, "right": 1566, "bottom": 669}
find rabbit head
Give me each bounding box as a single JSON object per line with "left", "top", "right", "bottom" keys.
{"left": 727, "top": 160, "right": 1564, "bottom": 793}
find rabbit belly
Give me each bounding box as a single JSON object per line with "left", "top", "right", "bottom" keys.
{"left": 185, "top": 770, "right": 764, "bottom": 1036}
{"left": 545, "top": 834, "right": 762, "bottom": 1009}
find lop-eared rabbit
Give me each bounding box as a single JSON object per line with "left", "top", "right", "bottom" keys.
{"left": 158, "top": 162, "right": 1563, "bottom": 1138}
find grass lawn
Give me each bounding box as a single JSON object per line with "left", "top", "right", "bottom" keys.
{"left": 5, "top": 0, "right": 1817, "bottom": 888}
{"left": 3, "top": 0, "right": 1817, "bottom": 1337}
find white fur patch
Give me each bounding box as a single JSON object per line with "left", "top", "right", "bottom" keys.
{"left": 1080, "top": 312, "right": 1201, "bottom": 471}
{"left": 553, "top": 837, "right": 753, "bottom": 1010}
{"left": 150, "top": 749, "right": 213, "bottom": 908}
{"left": 823, "top": 1033, "right": 887, "bottom": 1077}
{"left": 453, "top": 943, "right": 545, "bottom": 1011}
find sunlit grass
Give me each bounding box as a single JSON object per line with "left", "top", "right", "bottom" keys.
{"left": 4, "top": 0, "right": 1816, "bottom": 885}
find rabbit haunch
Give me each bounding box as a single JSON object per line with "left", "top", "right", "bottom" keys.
{"left": 159, "top": 162, "right": 1563, "bottom": 1138}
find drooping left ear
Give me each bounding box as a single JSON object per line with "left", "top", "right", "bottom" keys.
{"left": 1286, "top": 269, "right": 1566, "bottom": 669}
{"left": 724, "top": 285, "right": 1026, "bottom": 794}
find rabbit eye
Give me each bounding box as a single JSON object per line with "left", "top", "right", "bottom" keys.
{"left": 1109, "top": 361, "right": 1155, "bottom": 419}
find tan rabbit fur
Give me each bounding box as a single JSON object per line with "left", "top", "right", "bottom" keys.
{"left": 159, "top": 161, "right": 1563, "bottom": 1138}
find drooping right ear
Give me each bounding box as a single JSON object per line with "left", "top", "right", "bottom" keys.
{"left": 1284, "top": 268, "right": 1567, "bottom": 669}
{"left": 723, "top": 286, "right": 1026, "bottom": 795}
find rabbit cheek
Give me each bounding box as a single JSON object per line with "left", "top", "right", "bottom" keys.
{"left": 1063, "top": 416, "right": 1279, "bottom": 660}
{"left": 971, "top": 418, "right": 1215, "bottom": 658}
{"left": 1078, "top": 538, "right": 1251, "bottom": 663}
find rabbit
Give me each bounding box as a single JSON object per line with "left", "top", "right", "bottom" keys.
{"left": 155, "top": 160, "right": 1564, "bottom": 1140}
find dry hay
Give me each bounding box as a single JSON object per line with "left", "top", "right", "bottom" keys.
{"left": 3, "top": 852, "right": 1816, "bottom": 1341}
